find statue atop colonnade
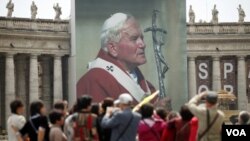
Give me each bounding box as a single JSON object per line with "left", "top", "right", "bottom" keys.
{"left": 6, "top": 0, "right": 14, "bottom": 17}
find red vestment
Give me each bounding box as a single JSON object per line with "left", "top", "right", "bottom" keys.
{"left": 77, "top": 49, "right": 156, "bottom": 103}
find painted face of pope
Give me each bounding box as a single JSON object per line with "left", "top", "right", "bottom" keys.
{"left": 107, "top": 18, "right": 146, "bottom": 72}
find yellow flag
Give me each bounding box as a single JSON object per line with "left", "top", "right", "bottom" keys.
{"left": 132, "top": 90, "right": 159, "bottom": 112}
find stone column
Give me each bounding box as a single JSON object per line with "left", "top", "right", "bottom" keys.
{"left": 67, "top": 56, "right": 77, "bottom": 107}
{"left": 5, "top": 53, "right": 16, "bottom": 123}
{"left": 41, "top": 56, "right": 52, "bottom": 110}
{"left": 188, "top": 56, "right": 197, "bottom": 99}
{"left": 212, "top": 56, "right": 221, "bottom": 91}
{"left": 16, "top": 55, "right": 27, "bottom": 99}
{"left": 16, "top": 55, "right": 27, "bottom": 105}
{"left": 29, "top": 54, "right": 39, "bottom": 102}
{"left": 53, "top": 55, "right": 63, "bottom": 103}
{"left": 237, "top": 56, "right": 248, "bottom": 110}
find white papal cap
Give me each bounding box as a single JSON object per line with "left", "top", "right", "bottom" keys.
{"left": 101, "top": 13, "right": 127, "bottom": 32}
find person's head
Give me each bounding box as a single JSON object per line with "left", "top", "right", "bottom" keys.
{"left": 205, "top": 91, "right": 218, "bottom": 107}
{"left": 101, "top": 97, "right": 114, "bottom": 113}
{"left": 179, "top": 105, "right": 194, "bottom": 121}
{"left": 30, "top": 100, "right": 46, "bottom": 116}
{"left": 140, "top": 103, "right": 154, "bottom": 119}
{"left": 10, "top": 99, "right": 24, "bottom": 115}
{"left": 238, "top": 111, "right": 250, "bottom": 125}
{"left": 49, "top": 110, "right": 64, "bottom": 126}
{"left": 77, "top": 95, "right": 92, "bottom": 111}
{"left": 63, "top": 100, "right": 69, "bottom": 114}
{"left": 155, "top": 107, "right": 167, "bottom": 121}
{"left": 229, "top": 115, "right": 238, "bottom": 125}
{"left": 53, "top": 100, "right": 65, "bottom": 113}
{"left": 167, "top": 111, "right": 179, "bottom": 121}
{"left": 91, "top": 103, "right": 101, "bottom": 116}
{"left": 116, "top": 93, "right": 133, "bottom": 109}
{"left": 101, "top": 13, "right": 146, "bottom": 71}
{"left": 63, "top": 100, "right": 68, "bottom": 109}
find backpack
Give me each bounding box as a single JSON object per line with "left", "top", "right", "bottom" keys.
{"left": 73, "top": 112, "right": 98, "bottom": 141}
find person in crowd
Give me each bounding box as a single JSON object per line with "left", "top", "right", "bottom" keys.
{"left": 101, "top": 93, "right": 141, "bottom": 141}
{"left": 64, "top": 103, "right": 78, "bottom": 141}
{"left": 166, "top": 111, "right": 179, "bottom": 121}
{"left": 18, "top": 100, "right": 50, "bottom": 141}
{"left": 54, "top": 100, "right": 68, "bottom": 116}
{"left": 161, "top": 105, "right": 198, "bottom": 141}
{"left": 154, "top": 107, "right": 168, "bottom": 121}
{"left": 101, "top": 98, "right": 115, "bottom": 115}
{"left": 73, "top": 95, "right": 99, "bottom": 141}
{"left": 138, "top": 103, "right": 165, "bottom": 141}
{"left": 77, "top": 12, "right": 156, "bottom": 103}
{"left": 98, "top": 97, "right": 114, "bottom": 141}
{"left": 49, "top": 110, "right": 67, "bottom": 141}
{"left": 238, "top": 111, "right": 250, "bottom": 125}
{"left": 91, "top": 103, "right": 102, "bottom": 116}
{"left": 91, "top": 103, "right": 103, "bottom": 141}
{"left": 186, "top": 91, "right": 224, "bottom": 141}
{"left": 63, "top": 100, "right": 69, "bottom": 116}
{"left": 7, "top": 99, "right": 26, "bottom": 141}
{"left": 114, "top": 99, "right": 121, "bottom": 108}
{"left": 229, "top": 115, "right": 238, "bottom": 125}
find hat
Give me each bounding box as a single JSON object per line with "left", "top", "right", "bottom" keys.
{"left": 114, "top": 99, "right": 120, "bottom": 105}
{"left": 116, "top": 93, "right": 133, "bottom": 104}
{"left": 205, "top": 91, "right": 218, "bottom": 104}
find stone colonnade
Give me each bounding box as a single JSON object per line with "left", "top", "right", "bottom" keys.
{"left": 1, "top": 52, "right": 65, "bottom": 128}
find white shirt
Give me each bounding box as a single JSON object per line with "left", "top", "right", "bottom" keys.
{"left": 64, "top": 114, "right": 75, "bottom": 141}
{"left": 7, "top": 114, "right": 26, "bottom": 141}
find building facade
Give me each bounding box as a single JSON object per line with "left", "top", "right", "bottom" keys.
{"left": 187, "top": 22, "right": 250, "bottom": 111}
{"left": 0, "top": 17, "right": 70, "bottom": 131}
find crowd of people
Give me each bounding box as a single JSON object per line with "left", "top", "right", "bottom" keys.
{"left": 6, "top": 91, "right": 250, "bottom": 141}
